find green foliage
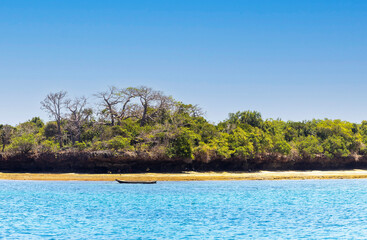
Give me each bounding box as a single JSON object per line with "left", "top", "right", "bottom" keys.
{"left": 107, "top": 136, "right": 132, "bottom": 151}
{"left": 30, "top": 117, "right": 44, "bottom": 128}
{"left": 316, "top": 120, "right": 362, "bottom": 157}
{"left": 39, "top": 140, "right": 60, "bottom": 153}
{"left": 119, "top": 119, "right": 142, "bottom": 137}
{"left": 166, "top": 129, "right": 198, "bottom": 159}
{"left": 90, "top": 141, "right": 107, "bottom": 151}
{"left": 190, "top": 117, "right": 218, "bottom": 143}
{"left": 296, "top": 135, "right": 323, "bottom": 158}
{"left": 360, "top": 121, "right": 367, "bottom": 144}
{"left": 316, "top": 119, "right": 354, "bottom": 140}
{"left": 322, "top": 136, "right": 351, "bottom": 158}
{"left": 227, "top": 128, "right": 254, "bottom": 159}
{"left": 80, "top": 128, "right": 99, "bottom": 142}
{"left": 8, "top": 134, "right": 36, "bottom": 154}
{"left": 16, "top": 121, "right": 40, "bottom": 135}
{"left": 44, "top": 122, "right": 58, "bottom": 139}
{"left": 0, "top": 125, "right": 14, "bottom": 152}
{"left": 248, "top": 128, "right": 273, "bottom": 153}
{"left": 227, "top": 110, "right": 263, "bottom": 129}
{"left": 167, "top": 136, "right": 192, "bottom": 159}
{"left": 208, "top": 133, "right": 233, "bottom": 159}
{"left": 74, "top": 141, "right": 88, "bottom": 151}
{"left": 272, "top": 137, "right": 291, "bottom": 155}
{"left": 111, "top": 125, "right": 131, "bottom": 138}
{"left": 3, "top": 111, "right": 366, "bottom": 162}
{"left": 194, "top": 143, "right": 215, "bottom": 162}
{"left": 2, "top": 86, "right": 367, "bottom": 165}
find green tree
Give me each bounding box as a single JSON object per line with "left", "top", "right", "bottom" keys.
{"left": 8, "top": 134, "right": 36, "bottom": 154}
{"left": 38, "top": 140, "right": 60, "bottom": 153}
{"left": 322, "top": 136, "right": 350, "bottom": 158}
{"left": 166, "top": 129, "right": 198, "bottom": 159}
{"left": 0, "top": 125, "right": 14, "bottom": 152}
{"left": 227, "top": 127, "right": 254, "bottom": 159}
{"left": 107, "top": 136, "right": 132, "bottom": 151}
{"left": 44, "top": 122, "right": 59, "bottom": 139}
{"left": 296, "top": 135, "right": 323, "bottom": 158}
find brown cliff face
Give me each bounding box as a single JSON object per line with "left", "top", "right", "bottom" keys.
{"left": 1, "top": 151, "right": 367, "bottom": 173}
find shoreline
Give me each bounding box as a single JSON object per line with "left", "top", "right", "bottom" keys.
{"left": 1, "top": 170, "right": 367, "bottom": 181}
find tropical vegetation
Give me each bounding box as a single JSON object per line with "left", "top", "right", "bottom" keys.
{"left": 0, "top": 86, "right": 366, "bottom": 172}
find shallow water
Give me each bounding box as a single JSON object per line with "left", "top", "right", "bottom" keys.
{"left": 0, "top": 179, "right": 367, "bottom": 239}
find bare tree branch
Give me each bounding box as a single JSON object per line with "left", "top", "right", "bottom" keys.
{"left": 40, "top": 91, "right": 67, "bottom": 147}
{"left": 65, "top": 96, "right": 91, "bottom": 143}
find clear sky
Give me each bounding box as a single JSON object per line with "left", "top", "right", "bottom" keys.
{"left": 1, "top": 0, "right": 366, "bottom": 125}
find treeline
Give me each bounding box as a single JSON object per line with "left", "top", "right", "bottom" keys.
{"left": 1, "top": 86, "right": 367, "bottom": 172}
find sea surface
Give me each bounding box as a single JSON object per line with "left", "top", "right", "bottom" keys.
{"left": 0, "top": 179, "right": 367, "bottom": 239}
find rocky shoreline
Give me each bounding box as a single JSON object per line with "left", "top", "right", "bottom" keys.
{"left": 1, "top": 151, "right": 367, "bottom": 173}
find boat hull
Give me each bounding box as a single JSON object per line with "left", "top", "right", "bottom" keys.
{"left": 115, "top": 179, "right": 157, "bottom": 184}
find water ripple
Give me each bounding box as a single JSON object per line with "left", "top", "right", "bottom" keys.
{"left": 0, "top": 179, "right": 367, "bottom": 239}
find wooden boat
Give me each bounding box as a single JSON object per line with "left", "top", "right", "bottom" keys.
{"left": 115, "top": 179, "right": 157, "bottom": 184}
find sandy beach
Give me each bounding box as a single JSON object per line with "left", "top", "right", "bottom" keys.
{"left": 1, "top": 170, "right": 367, "bottom": 181}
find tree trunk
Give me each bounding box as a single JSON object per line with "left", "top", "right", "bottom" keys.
{"left": 108, "top": 105, "right": 115, "bottom": 126}
{"left": 140, "top": 103, "right": 148, "bottom": 126}
{"left": 57, "top": 120, "right": 63, "bottom": 148}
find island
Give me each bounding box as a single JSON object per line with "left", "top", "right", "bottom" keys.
{"left": 1, "top": 86, "right": 367, "bottom": 178}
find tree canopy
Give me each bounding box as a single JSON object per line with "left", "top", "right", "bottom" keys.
{"left": 1, "top": 86, "right": 366, "bottom": 164}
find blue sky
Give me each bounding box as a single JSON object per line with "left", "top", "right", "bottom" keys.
{"left": 0, "top": 0, "right": 366, "bottom": 125}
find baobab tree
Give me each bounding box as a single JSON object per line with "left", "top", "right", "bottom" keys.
{"left": 130, "top": 86, "right": 174, "bottom": 126}
{"left": 65, "top": 96, "right": 92, "bottom": 143}
{"left": 95, "top": 86, "right": 174, "bottom": 126}
{"left": 114, "top": 87, "right": 137, "bottom": 123}
{"left": 41, "top": 91, "right": 67, "bottom": 147}
{"left": 94, "top": 87, "right": 121, "bottom": 125}
{"left": 95, "top": 86, "right": 137, "bottom": 125}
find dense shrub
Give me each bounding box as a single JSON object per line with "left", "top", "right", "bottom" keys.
{"left": 166, "top": 130, "right": 198, "bottom": 159}
{"left": 8, "top": 134, "right": 36, "bottom": 154}
{"left": 296, "top": 136, "right": 323, "bottom": 158}
{"left": 38, "top": 140, "right": 60, "bottom": 153}
{"left": 44, "top": 122, "right": 58, "bottom": 139}
{"left": 107, "top": 136, "right": 132, "bottom": 151}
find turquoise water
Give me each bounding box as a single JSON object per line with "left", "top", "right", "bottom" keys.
{"left": 1, "top": 180, "right": 367, "bottom": 239}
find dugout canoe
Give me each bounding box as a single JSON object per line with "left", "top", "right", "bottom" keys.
{"left": 115, "top": 179, "right": 157, "bottom": 184}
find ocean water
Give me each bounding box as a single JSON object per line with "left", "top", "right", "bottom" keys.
{"left": 0, "top": 180, "right": 367, "bottom": 239}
